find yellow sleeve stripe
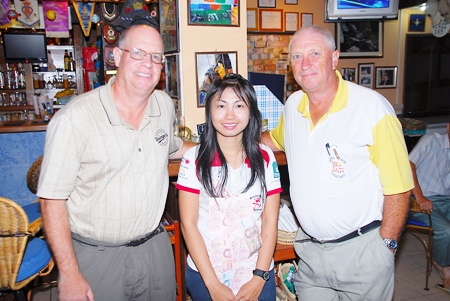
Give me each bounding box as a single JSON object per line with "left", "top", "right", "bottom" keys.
{"left": 269, "top": 114, "right": 285, "bottom": 151}
{"left": 369, "top": 114, "right": 414, "bottom": 195}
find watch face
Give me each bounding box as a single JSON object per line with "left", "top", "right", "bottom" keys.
{"left": 384, "top": 238, "right": 398, "bottom": 250}
{"left": 253, "top": 269, "right": 270, "bottom": 281}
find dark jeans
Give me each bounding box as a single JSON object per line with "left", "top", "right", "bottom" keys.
{"left": 186, "top": 266, "right": 276, "bottom": 301}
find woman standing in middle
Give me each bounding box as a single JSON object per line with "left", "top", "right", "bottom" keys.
{"left": 176, "top": 74, "right": 282, "bottom": 301}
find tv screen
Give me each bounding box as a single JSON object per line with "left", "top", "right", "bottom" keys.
{"left": 326, "top": 0, "right": 399, "bottom": 21}
{"left": 2, "top": 32, "right": 48, "bottom": 63}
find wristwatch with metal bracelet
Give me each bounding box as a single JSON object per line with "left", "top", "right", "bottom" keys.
{"left": 383, "top": 238, "right": 398, "bottom": 251}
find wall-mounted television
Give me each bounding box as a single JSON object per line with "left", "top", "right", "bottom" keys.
{"left": 2, "top": 31, "right": 48, "bottom": 63}
{"left": 325, "top": 0, "right": 400, "bottom": 22}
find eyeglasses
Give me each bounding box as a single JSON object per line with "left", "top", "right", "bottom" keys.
{"left": 119, "top": 47, "right": 165, "bottom": 64}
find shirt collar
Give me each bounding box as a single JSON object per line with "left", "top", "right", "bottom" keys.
{"left": 99, "top": 77, "right": 161, "bottom": 127}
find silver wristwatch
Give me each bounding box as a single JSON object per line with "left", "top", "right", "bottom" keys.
{"left": 383, "top": 238, "right": 398, "bottom": 250}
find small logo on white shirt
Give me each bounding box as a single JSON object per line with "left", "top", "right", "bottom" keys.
{"left": 155, "top": 129, "right": 168, "bottom": 146}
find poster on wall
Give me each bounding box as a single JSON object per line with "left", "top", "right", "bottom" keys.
{"left": 195, "top": 51, "right": 237, "bottom": 107}
{"left": 337, "top": 21, "right": 383, "bottom": 58}
{"left": 159, "top": 0, "right": 178, "bottom": 53}
{"left": 188, "top": 0, "right": 239, "bottom": 26}
{"left": 165, "top": 54, "right": 180, "bottom": 99}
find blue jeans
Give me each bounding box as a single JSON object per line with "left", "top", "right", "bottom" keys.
{"left": 186, "top": 266, "right": 276, "bottom": 301}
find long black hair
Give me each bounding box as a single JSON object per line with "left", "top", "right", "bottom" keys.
{"left": 196, "top": 73, "right": 267, "bottom": 198}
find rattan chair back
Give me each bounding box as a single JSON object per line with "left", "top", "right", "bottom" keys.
{"left": 0, "top": 196, "right": 30, "bottom": 290}
{"left": 26, "top": 155, "right": 43, "bottom": 195}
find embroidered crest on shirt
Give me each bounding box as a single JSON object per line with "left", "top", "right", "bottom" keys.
{"left": 155, "top": 129, "right": 168, "bottom": 146}
{"left": 326, "top": 143, "right": 347, "bottom": 178}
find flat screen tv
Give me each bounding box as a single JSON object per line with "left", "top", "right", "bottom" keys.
{"left": 325, "top": 0, "right": 399, "bottom": 22}
{"left": 2, "top": 32, "right": 48, "bottom": 63}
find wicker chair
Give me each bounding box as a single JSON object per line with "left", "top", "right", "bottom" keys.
{"left": 403, "top": 196, "right": 434, "bottom": 291}
{"left": 0, "top": 196, "right": 54, "bottom": 301}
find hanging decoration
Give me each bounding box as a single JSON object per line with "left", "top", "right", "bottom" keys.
{"left": 101, "top": 2, "right": 118, "bottom": 22}
{"left": 7, "top": 9, "right": 17, "bottom": 21}
{"left": 42, "top": 0, "right": 69, "bottom": 37}
{"left": 14, "top": 0, "right": 39, "bottom": 27}
{"left": 72, "top": 0, "right": 95, "bottom": 37}
{"left": 103, "top": 25, "right": 119, "bottom": 44}
{"left": 0, "top": 0, "right": 10, "bottom": 25}
{"left": 110, "top": 0, "right": 159, "bottom": 32}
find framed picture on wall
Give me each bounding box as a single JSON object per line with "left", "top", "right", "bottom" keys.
{"left": 159, "top": 0, "right": 178, "bottom": 53}
{"left": 247, "top": 8, "right": 258, "bottom": 31}
{"left": 285, "top": 12, "right": 299, "bottom": 33}
{"left": 375, "top": 66, "right": 397, "bottom": 89}
{"left": 165, "top": 54, "right": 180, "bottom": 98}
{"left": 358, "top": 63, "right": 374, "bottom": 89}
{"left": 337, "top": 21, "right": 383, "bottom": 58}
{"left": 341, "top": 67, "right": 357, "bottom": 83}
{"left": 409, "top": 14, "right": 426, "bottom": 32}
{"left": 259, "top": 9, "right": 283, "bottom": 32}
{"left": 195, "top": 52, "right": 238, "bottom": 107}
{"left": 188, "top": 0, "right": 239, "bottom": 26}
{"left": 301, "top": 13, "right": 313, "bottom": 27}
{"left": 258, "top": 0, "right": 276, "bottom": 8}
{"left": 285, "top": 0, "right": 298, "bottom": 4}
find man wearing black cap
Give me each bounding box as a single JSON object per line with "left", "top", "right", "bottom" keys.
{"left": 38, "top": 18, "right": 193, "bottom": 301}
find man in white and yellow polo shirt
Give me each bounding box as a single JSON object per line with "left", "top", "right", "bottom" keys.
{"left": 262, "top": 25, "right": 413, "bottom": 301}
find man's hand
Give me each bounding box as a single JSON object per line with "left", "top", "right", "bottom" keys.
{"left": 59, "top": 271, "right": 95, "bottom": 301}
{"left": 416, "top": 196, "right": 433, "bottom": 212}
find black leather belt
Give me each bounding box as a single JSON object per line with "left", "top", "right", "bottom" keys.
{"left": 296, "top": 220, "right": 381, "bottom": 244}
{"left": 72, "top": 224, "right": 164, "bottom": 248}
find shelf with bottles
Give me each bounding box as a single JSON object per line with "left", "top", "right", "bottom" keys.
{"left": 0, "top": 63, "right": 27, "bottom": 91}
{"left": 41, "top": 46, "right": 76, "bottom": 74}
{"left": 32, "top": 70, "right": 77, "bottom": 90}
{"left": 0, "top": 105, "right": 34, "bottom": 112}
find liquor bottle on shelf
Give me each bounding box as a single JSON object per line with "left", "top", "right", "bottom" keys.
{"left": 11, "top": 64, "right": 19, "bottom": 89}
{"left": 64, "top": 50, "right": 71, "bottom": 71}
{"left": 0, "top": 65, "right": 5, "bottom": 90}
{"left": 5, "top": 63, "right": 12, "bottom": 90}
{"left": 18, "top": 63, "right": 25, "bottom": 89}
{"left": 69, "top": 52, "right": 76, "bottom": 71}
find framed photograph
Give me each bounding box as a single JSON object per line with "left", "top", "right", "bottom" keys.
{"left": 341, "top": 68, "right": 357, "bottom": 83}
{"left": 285, "top": 12, "right": 299, "bottom": 33}
{"left": 358, "top": 63, "right": 374, "bottom": 89}
{"left": 375, "top": 66, "right": 397, "bottom": 89}
{"left": 188, "top": 0, "right": 239, "bottom": 26}
{"left": 258, "top": 0, "right": 276, "bottom": 8}
{"left": 165, "top": 54, "right": 180, "bottom": 98}
{"left": 195, "top": 52, "right": 238, "bottom": 107}
{"left": 247, "top": 8, "right": 258, "bottom": 31}
{"left": 259, "top": 9, "right": 283, "bottom": 32}
{"left": 159, "top": 0, "right": 178, "bottom": 53}
{"left": 285, "top": 0, "right": 298, "bottom": 4}
{"left": 301, "top": 13, "right": 313, "bottom": 27}
{"left": 409, "top": 14, "right": 426, "bottom": 32}
{"left": 337, "top": 21, "right": 383, "bottom": 58}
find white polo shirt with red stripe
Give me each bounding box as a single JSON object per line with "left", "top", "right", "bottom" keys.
{"left": 176, "top": 144, "right": 282, "bottom": 271}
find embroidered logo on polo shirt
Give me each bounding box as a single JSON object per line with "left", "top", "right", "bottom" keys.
{"left": 325, "top": 143, "right": 347, "bottom": 178}
{"left": 155, "top": 129, "right": 168, "bottom": 146}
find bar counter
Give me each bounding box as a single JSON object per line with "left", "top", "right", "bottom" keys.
{"left": 0, "top": 120, "right": 48, "bottom": 133}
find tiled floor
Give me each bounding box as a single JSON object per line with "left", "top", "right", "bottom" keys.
{"left": 1, "top": 233, "right": 449, "bottom": 301}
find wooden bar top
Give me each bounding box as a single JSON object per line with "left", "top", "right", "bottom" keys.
{"left": 168, "top": 151, "right": 286, "bottom": 177}
{"left": 0, "top": 120, "right": 48, "bottom": 133}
